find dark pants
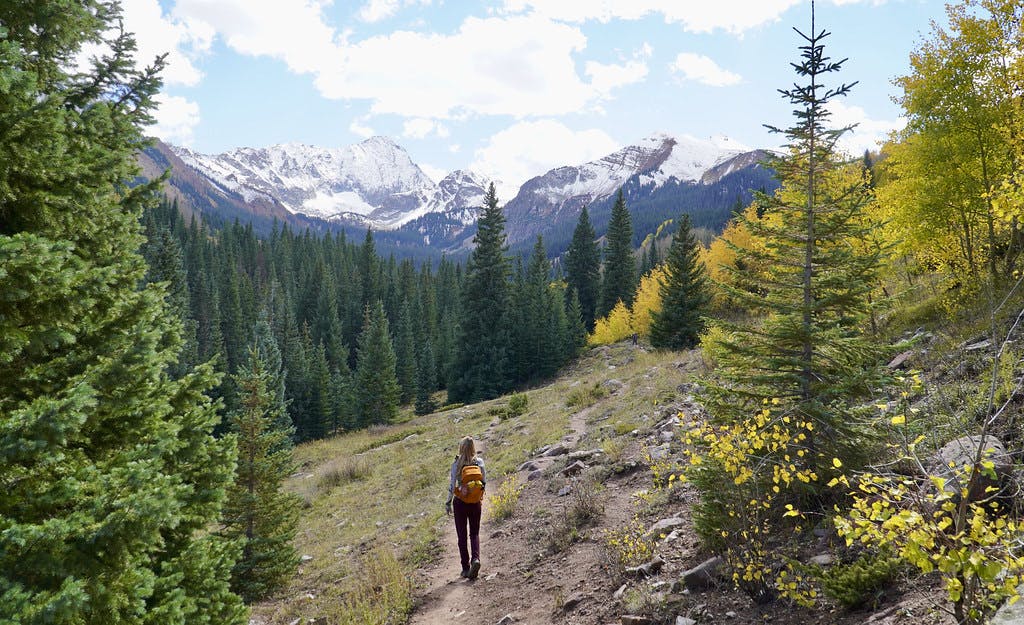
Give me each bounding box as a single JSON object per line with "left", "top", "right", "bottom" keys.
{"left": 452, "top": 497, "right": 481, "bottom": 570}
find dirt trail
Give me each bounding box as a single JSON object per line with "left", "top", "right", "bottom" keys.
{"left": 408, "top": 404, "right": 595, "bottom": 625}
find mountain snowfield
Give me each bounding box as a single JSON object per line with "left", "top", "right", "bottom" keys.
{"left": 168, "top": 132, "right": 758, "bottom": 233}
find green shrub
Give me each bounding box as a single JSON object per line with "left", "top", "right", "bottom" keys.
{"left": 507, "top": 393, "right": 529, "bottom": 417}
{"left": 566, "top": 382, "right": 607, "bottom": 408}
{"left": 817, "top": 550, "right": 902, "bottom": 610}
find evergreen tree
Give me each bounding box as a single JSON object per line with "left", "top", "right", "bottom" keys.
{"left": 449, "top": 184, "right": 512, "bottom": 402}
{"left": 565, "top": 289, "right": 588, "bottom": 358}
{"left": 143, "top": 225, "right": 198, "bottom": 377}
{"left": 414, "top": 340, "right": 438, "bottom": 416}
{"left": 354, "top": 301, "right": 401, "bottom": 425}
{"left": 598, "top": 190, "right": 638, "bottom": 318}
{"left": 0, "top": 2, "right": 245, "bottom": 622}
{"left": 564, "top": 207, "right": 601, "bottom": 330}
{"left": 706, "top": 5, "right": 886, "bottom": 474}
{"left": 221, "top": 347, "right": 300, "bottom": 603}
{"left": 395, "top": 299, "right": 418, "bottom": 404}
{"left": 252, "top": 309, "right": 294, "bottom": 450}
{"left": 649, "top": 214, "right": 711, "bottom": 350}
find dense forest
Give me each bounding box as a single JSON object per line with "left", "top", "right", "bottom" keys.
{"left": 6, "top": 0, "right": 1024, "bottom": 624}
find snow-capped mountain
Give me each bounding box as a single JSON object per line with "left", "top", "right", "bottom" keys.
{"left": 502, "top": 132, "right": 751, "bottom": 244}
{"left": 170, "top": 136, "right": 481, "bottom": 230}
{"left": 142, "top": 131, "right": 775, "bottom": 258}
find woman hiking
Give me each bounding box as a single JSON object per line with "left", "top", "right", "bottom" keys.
{"left": 445, "top": 436, "right": 485, "bottom": 580}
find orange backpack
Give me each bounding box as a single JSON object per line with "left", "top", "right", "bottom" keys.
{"left": 457, "top": 463, "right": 484, "bottom": 504}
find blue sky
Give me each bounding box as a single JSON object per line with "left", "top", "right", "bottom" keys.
{"left": 125, "top": 0, "right": 949, "bottom": 197}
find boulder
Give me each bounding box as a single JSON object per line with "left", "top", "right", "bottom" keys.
{"left": 612, "top": 583, "right": 628, "bottom": 601}
{"left": 626, "top": 555, "right": 665, "bottom": 579}
{"left": 496, "top": 615, "right": 516, "bottom": 625}
{"left": 887, "top": 350, "right": 915, "bottom": 369}
{"left": 931, "top": 435, "right": 1013, "bottom": 503}
{"left": 808, "top": 554, "right": 834, "bottom": 567}
{"left": 602, "top": 378, "right": 624, "bottom": 392}
{"left": 561, "top": 592, "right": 587, "bottom": 612}
{"left": 526, "top": 469, "right": 544, "bottom": 481}
{"left": 647, "top": 444, "right": 671, "bottom": 461}
{"left": 644, "top": 517, "right": 687, "bottom": 540}
{"left": 680, "top": 556, "right": 724, "bottom": 591}
{"left": 517, "top": 460, "right": 541, "bottom": 472}
{"left": 557, "top": 485, "right": 572, "bottom": 497}
{"left": 989, "top": 585, "right": 1024, "bottom": 624}
{"left": 621, "top": 617, "right": 655, "bottom": 625}
{"left": 675, "top": 618, "right": 697, "bottom": 625}
{"left": 544, "top": 443, "right": 570, "bottom": 457}
{"left": 568, "top": 449, "right": 603, "bottom": 461}
{"left": 562, "top": 460, "right": 587, "bottom": 476}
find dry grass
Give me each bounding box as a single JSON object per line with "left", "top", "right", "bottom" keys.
{"left": 250, "top": 342, "right": 691, "bottom": 624}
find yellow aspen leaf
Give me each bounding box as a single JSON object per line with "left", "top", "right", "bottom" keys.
{"left": 832, "top": 458, "right": 843, "bottom": 468}
{"left": 890, "top": 414, "right": 906, "bottom": 425}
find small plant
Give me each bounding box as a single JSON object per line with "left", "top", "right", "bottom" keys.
{"left": 601, "top": 436, "right": 626, "bottom": 463}
{"left": 566, "top": 382, "right": 607, "bottom": 408}
{"left": 545, "top": 508, "right": 583, "bottom": 554}
{"left": 621, "top": 587, "right": 666, "bottom": 618}
{"left": 567, "top": 476, "right": 604, "bottom": 524}
{"left": 507, "top": 393, "right": 529, "bottom": 417}
{"left": 489, "top": 474, "right": 525, "bottom": 521}
{"left": 318, "top": 456, "right": 372, "bottom": 489}
{"left": 817, "top": 549, "right": 902, "bottom": 610}
{"left": 641, "top": 445, "right": 682, "bottom": 488}
{"left": 602, "top": 515, "right": 655, "bottom": 578}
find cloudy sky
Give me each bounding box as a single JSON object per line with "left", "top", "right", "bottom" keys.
{"left": 124, "top": 0, "right": 947, "bottom": 196}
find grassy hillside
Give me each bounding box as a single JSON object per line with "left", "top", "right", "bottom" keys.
{"left": 250, "top": 343, "right": 693, "bottom": 624}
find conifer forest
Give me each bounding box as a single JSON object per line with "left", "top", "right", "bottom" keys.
{"left": 5, "top": 1, "right": 1024, "bottom": 625}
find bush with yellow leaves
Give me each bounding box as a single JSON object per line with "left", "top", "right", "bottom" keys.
{"left": 489, "top": 474, "right": 526, "bottom": 521}
{"left": 602, "top": 515, "right": 655, "bottom": 579}
{"left": 680, "top": 402, "right": 821, "bottom": 605}
{"left": 832, "top": 374, "right": 1024, "bottom": 625}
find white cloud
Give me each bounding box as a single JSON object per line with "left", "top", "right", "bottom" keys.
{"left": 359, "top": 0, "right": 432, "bottom": 22}
{"left": 349, "top": 117, "right": 376, "bottom": 138}
{"left": 585, "top": 59, "right": 649, "bottom": 94}
{"left": 419, "top": 162, "right": 447, "bottom": 183}
{"left": 170, "top": 5, "right": 644, "bottom": 120}
{"left": 150, "top": 93, "right": 201, "bottom": 145}
{"left": 826, "top": 100, "right": 904, "bottom": 155}
{"left": 670, "top": 53, "right": 742, "bottom": 87}
{"left": 470, "top": 120, "right": 619, "bottom": 200}
{"left": 83, "top": 0, "right": 211, "bottom": 87}
{"left": 402, "top": 118, "right": 450, "bottom": 139}
{"left": 502, "top": 0, "right": 882, "bottom": 35}
{"left": 174, "top": 0, "right": 340, "bottom": 76}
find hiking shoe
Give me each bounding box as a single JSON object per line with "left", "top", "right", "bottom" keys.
{"left": 460, "top": 568, "right": 469, "bottom": 578}
{"left": 468, "top": 559, "right": 480, "bottom": 580}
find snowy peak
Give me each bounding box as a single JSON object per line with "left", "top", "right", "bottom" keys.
{"left": 170, "top": 137, "right": 454, "bottom": 228}
{"left": 502, "top": 132, "right": 759, "bottom": 244}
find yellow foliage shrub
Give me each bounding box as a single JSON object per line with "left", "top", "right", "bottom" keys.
{"left": 589, "top": 300, "right": 634, "bottom": 345}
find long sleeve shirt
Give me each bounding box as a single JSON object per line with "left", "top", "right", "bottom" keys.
{"left": 447, "top": 455, "right": 486, "bottom": 502}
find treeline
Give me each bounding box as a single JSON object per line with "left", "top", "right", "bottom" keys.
{"left": 140, "top": 196, "right": 587, "bottom": 442}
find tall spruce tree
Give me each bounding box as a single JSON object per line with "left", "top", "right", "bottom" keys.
{"left": 564, "top": 207, "right": 601, "bottom": 330}
{"left": 394, "top": 299, "right": 418, "bottom": 405}
{"left": 0, "top": 2, "right": 245, "bottom": 622}
{"left": 414, "top": 340, "right": 438, "bottom": 416}
{"left": 220, "top": 347, "right": 300, "bottom": 603}
{"left": 354, "top": 301, "right": 401, "bottom": 425}
{"left": 598, "top": 190, "right": 638, "bottom": 318}
{"left": 449, "top": 183, "right": 512, "bottom": 402}
{"left": 649, "top": 214, "right": 711, "bottom": 350}
{"left": 705, "top": 4, "right": 885, "bottom": 474}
